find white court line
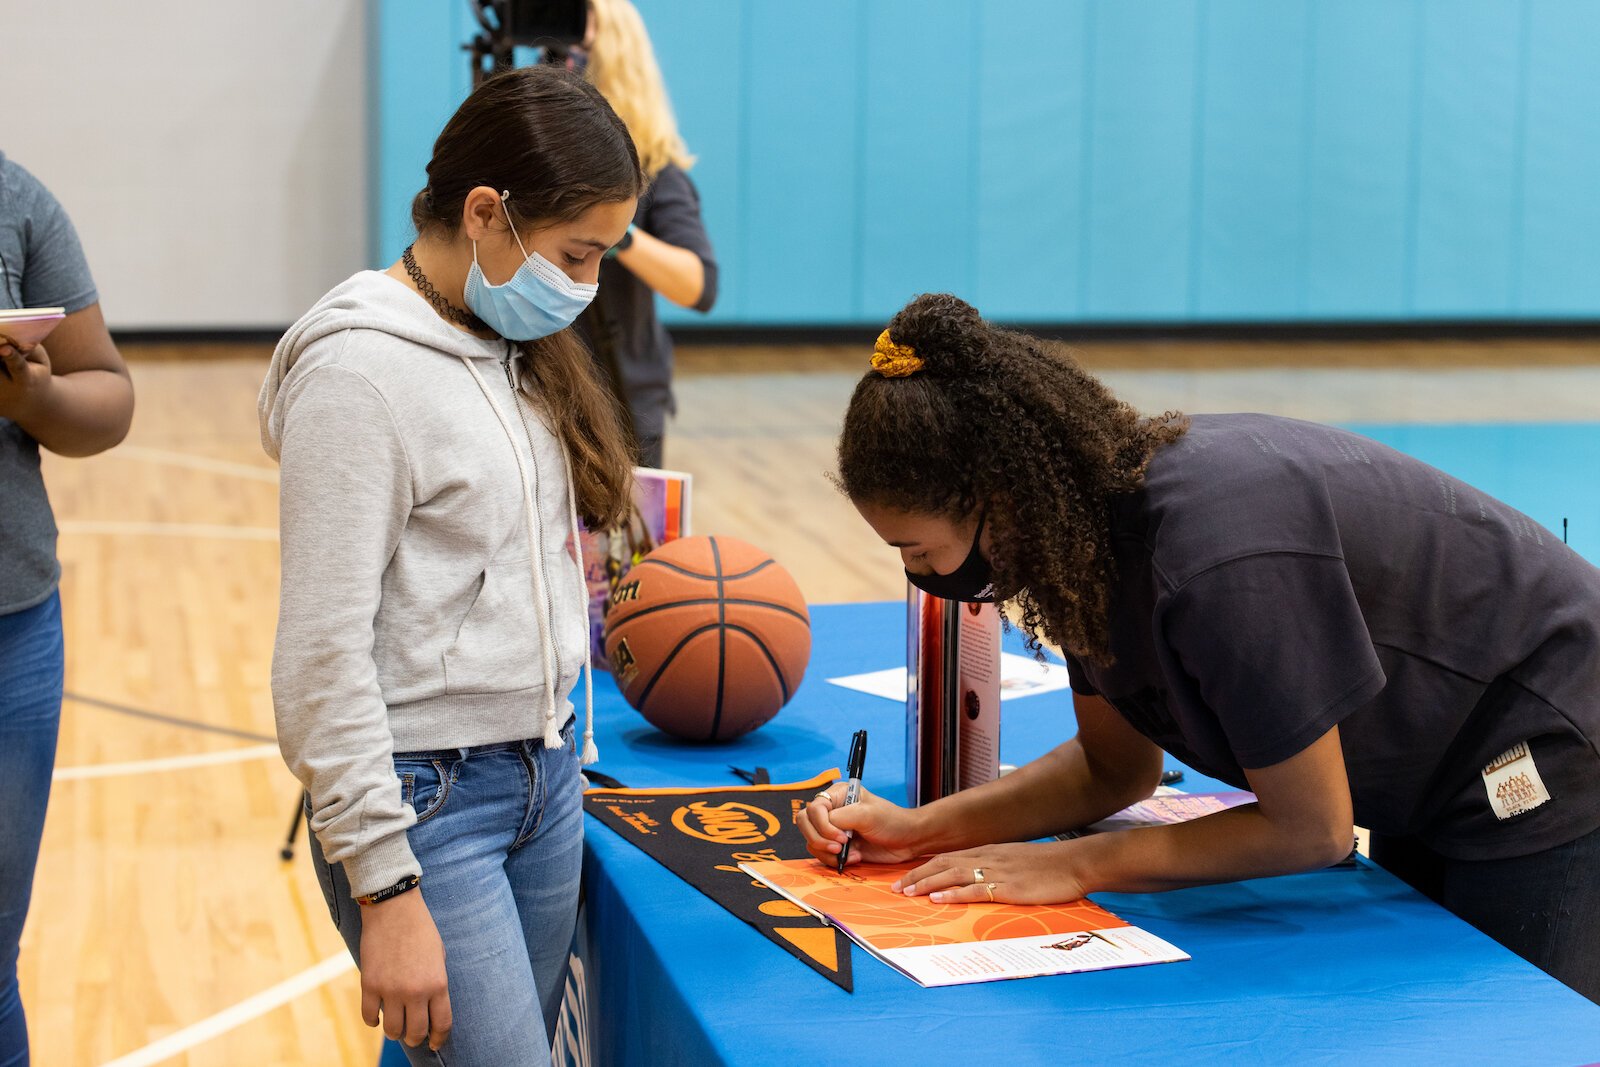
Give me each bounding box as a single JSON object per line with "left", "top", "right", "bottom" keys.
{"left": 98, "top": 953, "right": 355, "bottom": 1067}
{"left": 113, "top": 445, "right": 280, "bottom": 483}
{"left": 57, "top": 520, "right": 278, "bottom": 541}
{"left": 54, "top": 744, "right": 281, "bottom": 781}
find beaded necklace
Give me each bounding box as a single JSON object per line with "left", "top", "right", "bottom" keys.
{"left": 401, "top": 244, "right": 490, "bottom": 334}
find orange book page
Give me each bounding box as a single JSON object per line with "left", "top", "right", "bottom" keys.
{"left": 744, "top": 859, "right": 1128, "bottom": 950}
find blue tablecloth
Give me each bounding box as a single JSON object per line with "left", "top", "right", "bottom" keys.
{"left": 577, "top": 602, "right": 1600, "bottom": 1066}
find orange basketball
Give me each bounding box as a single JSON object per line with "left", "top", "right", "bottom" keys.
{"left": 603, "top": 536, "right": 811, "bottom": 741}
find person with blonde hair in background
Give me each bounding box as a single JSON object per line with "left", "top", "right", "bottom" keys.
{"left": 568, "top": 0, "right": 717, "bottom": 469}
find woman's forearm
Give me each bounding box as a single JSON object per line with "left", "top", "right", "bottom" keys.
{"left": 13, "top": 369, "right": 134, "bottom": 457}
{"left": 1076, "top": 727, "right": 1355, "bottom": 894}
{"left": 613, "top": 228, "right": 705, "bottom": 308}
{"left": 913, "top": 736, "right": 1156, "bottom": 854}
{"left": 1073, "top": 803, "right": 1353, "bottom": 895}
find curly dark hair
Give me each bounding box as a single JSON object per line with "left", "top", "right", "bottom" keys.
{"left": 836, "top": 293, "right": 1188, "bottom": 662}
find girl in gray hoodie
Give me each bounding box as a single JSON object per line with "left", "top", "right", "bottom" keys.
{"left": 260, "top": 66, "right": 642, "bottom": 1065}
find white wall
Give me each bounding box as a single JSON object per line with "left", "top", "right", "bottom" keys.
{"left": 5, "top": 1, "right": 368, "bottom": 330}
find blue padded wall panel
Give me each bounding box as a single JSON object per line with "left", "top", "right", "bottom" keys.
{"left": 370, "top": 0, "right": 474, "bottom": 265}
{"left": 1081, "top": 2, "right": 1202, "bottom": 320}
{"left": 1409, "top": 0, "right": 1523, "bottom": 316}
{"left": 733, "top": 3, "right": 863, "bottom": 323}
{"left": 857, "top": 0, "right": 981, "bottom": 320}
{"left": 370, "top": 0, "right": 1600, "bottom": 325}
{"left": 1302, "top": 0, "right": 1417, "bottom": 319}
{"left": 972, "top": 0, "right": 1089, "bottom": 321}
{"left": 1517, "top": 0, "right": 1600, "bottom": 315}
{"left": 1191, "top": 1, "right": 1311, "bottom": 319}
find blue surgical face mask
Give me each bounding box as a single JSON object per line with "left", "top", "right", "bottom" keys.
{"left": 463, "top": 194, "right": 598, "bottom": 341}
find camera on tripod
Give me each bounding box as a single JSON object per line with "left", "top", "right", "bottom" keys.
{"left": 466, "top": 0, "right": 589, "bottom": 86}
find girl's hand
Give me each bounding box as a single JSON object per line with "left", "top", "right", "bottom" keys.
{"left": 0, "top": 341, "right": 53, "bottom": 420}
{"left": 357, "top": 890, "right": 452, "bottom": 1052}
{"left": 795, "top": 782, "right": 926, "bottom": 866}
{"left": 893, "top": 840, "right": 1089, "bottom": 904}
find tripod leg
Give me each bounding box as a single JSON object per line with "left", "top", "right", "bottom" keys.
{"left": 281, "top": 791, "right": 308, "bottom": 861}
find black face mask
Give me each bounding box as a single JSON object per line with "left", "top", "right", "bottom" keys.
{"left": 905, "top": 511, "right": 996, "bottom": 603}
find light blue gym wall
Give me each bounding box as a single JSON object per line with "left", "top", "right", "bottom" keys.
{"left": 370, "top": 0, "right": 1600, "bottom": 327}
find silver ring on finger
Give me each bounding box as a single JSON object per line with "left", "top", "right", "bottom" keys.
{"left": 972, "top": 867, "right": 986, "bottom": 884}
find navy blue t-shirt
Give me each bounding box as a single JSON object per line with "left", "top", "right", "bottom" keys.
{"left": 0, "top": 153, "right": 99, "bottom": 615}
{"left": 1063, "top": 413, "right": 1600, "bottom": 861}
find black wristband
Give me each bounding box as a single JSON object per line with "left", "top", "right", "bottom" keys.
{"left": 606, "top": 224, "right": 637, "bottom": 259}
{"left": 355, "top": 873, "right": 421, "bottom": 906}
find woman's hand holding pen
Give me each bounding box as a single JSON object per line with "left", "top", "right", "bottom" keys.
{"left": 797, "top": 784, "right": 1093, "bottom": 904}
{"left": 795, "top": 784, "right": 926, "bottom": 866}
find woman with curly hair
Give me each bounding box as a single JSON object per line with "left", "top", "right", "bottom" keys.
{"left": 798, "top": 293, "right": 1600, "bottom": 1003}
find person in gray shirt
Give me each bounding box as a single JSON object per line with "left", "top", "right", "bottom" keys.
{"left": 799, "top": 293, "right": 1600, "bottom": 1005}
{"left": 0, "top": 151, "right": 134, "bottom": 1061}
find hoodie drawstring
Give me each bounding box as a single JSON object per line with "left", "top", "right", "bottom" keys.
{"left": 455, "top": 353, "right": 598, "bottom": 764}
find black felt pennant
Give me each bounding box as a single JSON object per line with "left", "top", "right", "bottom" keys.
{"left": 584, "top": 770, "right": 853, "bottom": 992}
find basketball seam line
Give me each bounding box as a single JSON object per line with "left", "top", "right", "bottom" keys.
{"left": 632, "top": 622, "right": 793, "bottom": 719}
{"left": 608, "top": 597, "right": 808, "bottom": 626}
{"left": 746, "top": 626, "right": 792, "bottom": 705}
{"left": 631, "top": 557, "right": 775, "bottom": 582}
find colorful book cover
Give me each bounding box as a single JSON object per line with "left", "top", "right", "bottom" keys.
{"left": 582, "top": 466, "right": 692, "bottom": 669}
{"left": 741, "top": 859, "right": 1187, "bottom": 988}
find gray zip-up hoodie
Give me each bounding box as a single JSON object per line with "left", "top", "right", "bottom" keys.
{"left": 260, "top": 270, "right": 596, "bottom": 897}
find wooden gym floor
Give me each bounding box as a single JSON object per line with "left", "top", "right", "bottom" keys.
{"left": 28, "top": 336, "right": 1600, "bottom": 1065}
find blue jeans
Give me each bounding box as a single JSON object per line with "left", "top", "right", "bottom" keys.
{"left": 0, "top": 593, "right": 64, "bottom": 1067}
{"left": 309, "top": 722, "right": 584, "bottom": 1067}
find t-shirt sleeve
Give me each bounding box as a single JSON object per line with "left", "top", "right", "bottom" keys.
{"left": 6, "top": 161, "right": 98, "bottom": 313}
{"left": 1162, "top": 552, "right": 1386, "bottom": 768}
{"left": 1061, "top": 651, "right": 1101, "bottom": 696}
{"left": 641, "top": 165, "right": 717, "bottom": 313}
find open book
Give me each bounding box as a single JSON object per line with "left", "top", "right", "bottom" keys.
{"left": 0, "top": 308, "right": 66, "bottom": 348}
{"left": 740, "top": 858, "right": 1187, "bottom": 988}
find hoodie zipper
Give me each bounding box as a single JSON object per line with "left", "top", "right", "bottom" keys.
{"left": 501, "top": 346, "right": 563, "bottom": 691}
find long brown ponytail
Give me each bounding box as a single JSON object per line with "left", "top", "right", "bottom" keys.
{"left": 412, "top": 65, "right": 644, "bottom": 528}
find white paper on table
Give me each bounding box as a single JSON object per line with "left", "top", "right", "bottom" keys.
{"left": 828, "top": 652, "right": 1074, "bottom": 703}
{"left": 875, "top": 927, "right": 1190, "bottom": 988}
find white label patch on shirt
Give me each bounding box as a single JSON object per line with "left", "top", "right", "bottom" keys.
{"left": 1481, "top": 742, "right": 1552, "bottom": 820}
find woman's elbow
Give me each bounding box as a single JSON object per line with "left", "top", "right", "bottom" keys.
{"left": 1300, "top": 821, "right": 1355, "bottom": 870}
{"left": 688, "top": 262, "right": 718, "bottom": 314}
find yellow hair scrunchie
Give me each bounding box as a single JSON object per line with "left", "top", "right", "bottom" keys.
{"left": 871, "top": 330, "right": 925, "bottom": 378}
